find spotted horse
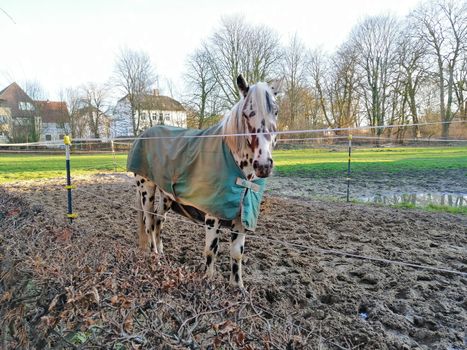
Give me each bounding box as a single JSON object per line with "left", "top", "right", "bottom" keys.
{"left": 127, "top": 75, "right": 282, "bottom": 288}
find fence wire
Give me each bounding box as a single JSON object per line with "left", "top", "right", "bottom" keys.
{"left": 75, "top": 185, "right": 467, "bottom": 277}
{"left": 1, "top": 120, "right": 465, "bottom": 147}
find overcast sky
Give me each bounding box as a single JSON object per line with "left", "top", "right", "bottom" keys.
{"left": 1, "top": 0, "right": 422, "bottom": 100}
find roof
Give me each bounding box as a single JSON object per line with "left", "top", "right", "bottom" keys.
{"left": 35, "top": 100, "right": 69, "bottom": 123}
{"left": 119, "top": 94, "right": 185, "bottom": 112}
{"left": 0, "top": 82, "right": 36, "bottom": 118}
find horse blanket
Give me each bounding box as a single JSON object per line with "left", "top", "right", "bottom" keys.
{"left": 127, "top": 124, "right": 265, "bottom": 231}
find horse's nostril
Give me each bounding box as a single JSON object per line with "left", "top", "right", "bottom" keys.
{"left": 253, "top": 160, "right": 259, "bottom": 169}
{"left": 268, "top": 158, "right": 273, "bottom": 167}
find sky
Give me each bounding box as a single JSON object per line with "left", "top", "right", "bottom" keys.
{"left": 0, "top": 0, "right": 422, "bottom": 101}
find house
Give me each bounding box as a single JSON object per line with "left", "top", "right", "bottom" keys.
{"left": 35, "top": 100, "right": 70, "bottom": 141}
{"left": 112, "top": 90, "right": 187, "bottom": 137}
{"left": 0, "top": 82, "right": 41, "bottom": 143}
{"left": 0, "top": 105, "right": 11, "bottom": 143}
{"left": 0, "top": 82, "right": 71, "bottom": 143}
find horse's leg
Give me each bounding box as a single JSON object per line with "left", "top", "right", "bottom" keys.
{"left": 135, "top": 175, "right": 156, "bottom": 252}
{"left": 153, "top": 189, "right": 172, "bottom": 254}
{"left": 204, "top": 215, "right": 220, "bottom": 279}
{"left": 135, "top": 175, "right": 149, "bottom": 251}
{"left": 230, "top": 218, "right": 246, "bottom": 288}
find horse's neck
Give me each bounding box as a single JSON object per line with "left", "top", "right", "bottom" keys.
{"left": 222, "top": 101, "right": 256, "bottom": 180}
{"left": 231, "top": 149, "right": 256, "bottom": 181}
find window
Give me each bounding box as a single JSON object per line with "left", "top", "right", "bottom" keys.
{"left": 45, "top": 135, "right": 52, "bottom": 141}
{"left": 152, "top": 112, "right": 157, "bottom": 120}
{"left": 18, "top": 102, "right": 34, "bottom": 111}
{"left": 165, "top": 113, "right": 170, "bottom": 121}
{"left": 59, "top": 134, "right": 64, "bottom": 139}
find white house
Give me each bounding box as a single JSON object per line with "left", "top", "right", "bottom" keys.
{"left": 112, "top": 90, "right": 187, "bottom": 137}
{"left": 35, "top": 100, "right": 70, "bottom": 141}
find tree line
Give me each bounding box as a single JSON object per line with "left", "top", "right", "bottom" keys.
{"left": 16, "top": 0, "right": 466, "bottom": 141}
{"left": 184, "top": 0, "right": 467, "bottom": 139}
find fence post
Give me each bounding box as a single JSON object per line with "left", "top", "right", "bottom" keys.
{"left": 346, "top": 134, "right": 352, "bottom": 203}
{"left": 111, "top": 139, "right": 117, "bottom": 173}
{"left": 64, "top": 135, "right": 77, "bottom": 223}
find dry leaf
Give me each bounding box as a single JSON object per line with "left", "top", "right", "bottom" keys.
{"left": 1, "top": 291, "right": 12, "bottom": 302}
{"left": 110, "top": 295, "right": 119, "bottom": 305}
{"left": 48, "top": 294, "right": 60, "bottom": 311}
{"left": 123, "top": 316, "right": 134, "bottom": 333}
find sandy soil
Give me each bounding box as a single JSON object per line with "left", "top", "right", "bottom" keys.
{"left": 1, "top": 173, "right": 466, "bottom": 349}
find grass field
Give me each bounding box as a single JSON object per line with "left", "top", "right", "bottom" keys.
{"left": 1, "top": 146, "right": 466, "bottom": 183}
{"left": 1, "top": 146, "right": 466, "bottom": 214}
{"left": 0, "top": 153, "right": 128, "bottom": 183}
{"left": 273, "top": 146, "right": 467, "bottom": 177}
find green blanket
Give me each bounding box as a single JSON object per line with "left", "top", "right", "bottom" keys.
{"left": 127, "top": 124, "right": 265, "bottom": 231}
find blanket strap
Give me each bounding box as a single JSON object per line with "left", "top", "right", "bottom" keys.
{"left": 236, "top": 177, "right": 260, "bottom": 193}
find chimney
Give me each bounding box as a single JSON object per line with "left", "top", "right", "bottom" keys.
{"left": 153, "top": 89, "right": 159, "bottom": 96}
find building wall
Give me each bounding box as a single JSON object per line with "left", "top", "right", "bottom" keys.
{"left": 112, "top": 99, "right": 188, "bottom": 137}
{"left": 138, "top": 109, "right": 187, "bottom": 129}
{"left": 41, "top": 122, "right": 69, "bottom": 141}
{"left": 0, "top": 106, "right": 11, "bottom": 143}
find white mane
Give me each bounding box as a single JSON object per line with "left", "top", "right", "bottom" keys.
{"left": 221, "top": 82, "right": 274, "bottom": 155}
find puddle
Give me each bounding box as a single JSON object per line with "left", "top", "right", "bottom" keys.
{"left": 358, "top": 312, "right": 369, "bottom": 320}
{"left": 359, "top": 193, "right": 467, "bottom": 208}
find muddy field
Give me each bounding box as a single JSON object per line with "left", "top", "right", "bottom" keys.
{"left": 1, "top": 173, "right": 466, "bottom": 349}
{"left": 267, "top": 169, "right": 467, "bottom": 203}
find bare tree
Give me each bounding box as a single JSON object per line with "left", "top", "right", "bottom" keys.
{"left": 392, "top": 21, "right": 431, "bottom": 138}
{"left": 411, "top": 0, "right": 467, "bottom": 137}
{"left": 308, "top": 49, "right": 332, "bottom": 129}
{"left": 184, "top": 47, "right": 220, "bottom": 129}
{"left": 350, "top": 15, "right": 399, "bottom": 138}
{"left": 18, "top": 80, "right": 47, "bottom": 142}
{"left": 81, "top": 83, "right": 109, "bottom": 138}
{"left": 281, "top": 34, "right": 309, "bottom": 129}
{"left": 60, "top": 87, "right": 87, "bottom": 138}
{"left": 454, "top": 50, "right": 467, "bottom": 120}
{"left": 206, "top": 15, "right": 281, "bottom": 107}
{"left": 113, "top": 48, "right": 157, "bottom": 136}
{"left": 325, "top": 43, "right": 361, "bottom": 131}
{"left": 23, "top": 79, "right": 47, "bottom": 101}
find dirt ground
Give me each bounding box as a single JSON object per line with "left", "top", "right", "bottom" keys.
{"left": 1, "top": 173, "right": 466, "bottom": 349}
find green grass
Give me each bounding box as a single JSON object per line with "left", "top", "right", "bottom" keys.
{"left": 1, "top": 146, "right": 466, "bottom": 183}
{"left": 273, "top": 146, "right": 467, "bottom": 177}
{"left": 0, "top": 153, "right": 128, "bottom": 183}
{"left": 390, "top": 202, "right": 467, "bottom": 214}
{"left": 353, "top": 200, "right": 467, "bottom": 215}
{"left": 425, "top": 204, "right": 467, "bottom": 215}
{"left": 1, "top": 147, "right": 466, "bottom": 214}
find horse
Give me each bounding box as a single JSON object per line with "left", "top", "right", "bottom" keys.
{"left": 127, "top": 75, "right": 282, "bottom": 288}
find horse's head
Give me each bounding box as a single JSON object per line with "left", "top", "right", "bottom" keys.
{"left": 237, "top": 75, "right": 283, "bottom": 178}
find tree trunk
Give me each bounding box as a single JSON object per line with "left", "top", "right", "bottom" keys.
{"left": 441, "top": 121, "right": 450, "bottom": 138}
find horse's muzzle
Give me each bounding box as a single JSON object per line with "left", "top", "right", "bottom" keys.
{"left": 253, "top": 159, "right": 273, "bottom": 178}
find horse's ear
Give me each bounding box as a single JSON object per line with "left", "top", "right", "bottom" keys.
{"left": 237, "top": 74, "right": 249, "bottom": 97}
{"left": 268, "top": 78, "right": 284, "bottom": 96}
